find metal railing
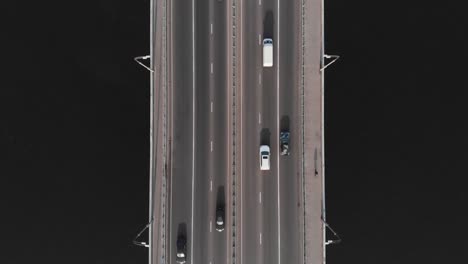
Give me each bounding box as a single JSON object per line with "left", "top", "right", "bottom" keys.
{"left": 230, "top": 1, "right": 239, "bottom": 264}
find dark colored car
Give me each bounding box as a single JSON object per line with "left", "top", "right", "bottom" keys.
{"left": 176, "top": 235, "right": 187, "bottom": 263}
{"left": 215, "top": 206, "right": 225, "bottom": 232}
{"left": 280, "top": 131, "right": 290, "bottom": 156}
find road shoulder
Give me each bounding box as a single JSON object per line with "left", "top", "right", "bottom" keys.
{"left": 302, "top": 0, "right": 325, "bottom": 263}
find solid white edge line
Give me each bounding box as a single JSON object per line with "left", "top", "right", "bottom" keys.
{"left": 169, "top": 0, "right": 175, "bottom": 262}
{"left": 321, "top": 0, "right": 327, "bottom": 262}
{"left": 277, "top": 0, "right": 281, "bottom": 263}
{"left": 148, "top": 0, "right": 154, "bottom": 263}
{"left": 191, "top": 0, "right": 195, "bottom": 261}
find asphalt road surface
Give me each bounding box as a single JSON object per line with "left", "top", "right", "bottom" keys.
{"left": 241, "top": 0, "right": 302, "bottom": 263}
{"left": 239, "top": 1, "right": 278, "bottom": 264}
{"left": 192, "top": 1, "right": 229, "bottom": 264}
{"left": 168, "top": 0, "right": 194, "bottom": 263}
{"left": 169, "top": 0, "right": 229, "bottom": 264}
{"left": 161, "top": 0, "right": 318, "bottom": 263}
{"left": 277, "top": 0, "right": 303, "bottom": 263}
{"left": 240, "top": 1, "right": 302, "bottom": 264}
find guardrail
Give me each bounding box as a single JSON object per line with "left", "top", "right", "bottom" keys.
{"left": 160, "top": 0, "right": 168, "bottom": 261}
{"left": 300, "top": 0, "right": 307, "bottom": 263}
{"left": 230, "top": 1, "right": 238, "bottom": 264}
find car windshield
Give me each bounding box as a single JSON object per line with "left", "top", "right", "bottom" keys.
{"left": 261, "top": 151, "right": 269, "bottom": 156}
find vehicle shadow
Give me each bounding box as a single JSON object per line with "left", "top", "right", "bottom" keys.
{"left": 177, "top": 223, "right": 187, "bottom": 239}
{"left": 280, "top": 116, "right": 290, "bottom": 132}
{"left": 260, "top": 128, "right": 271, "bottom": 146}
{"left": 216, "top": 186, "right": 225, "bottom": 208}
{"left": 263, "top": 11, "right": 274, "bottom": 39}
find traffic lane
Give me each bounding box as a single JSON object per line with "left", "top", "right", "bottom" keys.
{"left": 193, "top": 0, "right": 213, "bottom": 263}
{"left": 241, "top": 1, "right": 263, "bottom": 264}
{"left": 278, "top": 151, "right": 301, "bottom": 264}
{"left": 260, "top": 2, "right": 279, "bottom": 264}
{"left": 241, "top": 72, "right": 262, "bottom": 263}
{"left": 170, "top": 52, "right": 194, "bottom": 262}
{"left": 170, "top": 0, "right": 194, "bottom": 262}
{"left": 211, "top": 0, "right": 228, "bottom": 263}
{"left": 260, "top": 63, "right": 279, "bottom": 264}
{"left": 211, "top": 0, "right": 227, "bottom": 195}
{"left": 192, "top": 108, "right": 210, "bottom": 264}
{"left": 278, "top": 0, "right": 302, "bottom": 262}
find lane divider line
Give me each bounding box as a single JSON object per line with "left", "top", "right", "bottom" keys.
{"left": 277, "top": 0, "right": 281, "bottom": 263}
{"left": 191, "top": 0, "right": 195, "bottom": 260}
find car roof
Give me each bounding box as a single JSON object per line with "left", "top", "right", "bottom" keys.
{"left": 260, "top": 145, "right": 270, "bottom": 152}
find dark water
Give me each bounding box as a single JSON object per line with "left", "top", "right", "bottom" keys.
{"left": 3, "top": 1, "right": 150, "bottom": 263}
{"left": 325, "top": 0, "right": 468, "bottom": 263}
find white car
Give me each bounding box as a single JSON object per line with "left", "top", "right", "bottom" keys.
{"left": 259, "top": 145, "right": 270, "bottom": 170}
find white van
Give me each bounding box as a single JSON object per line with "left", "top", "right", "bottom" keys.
{"left": 263, "top": 38, "right": 273, "bottom": 67}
